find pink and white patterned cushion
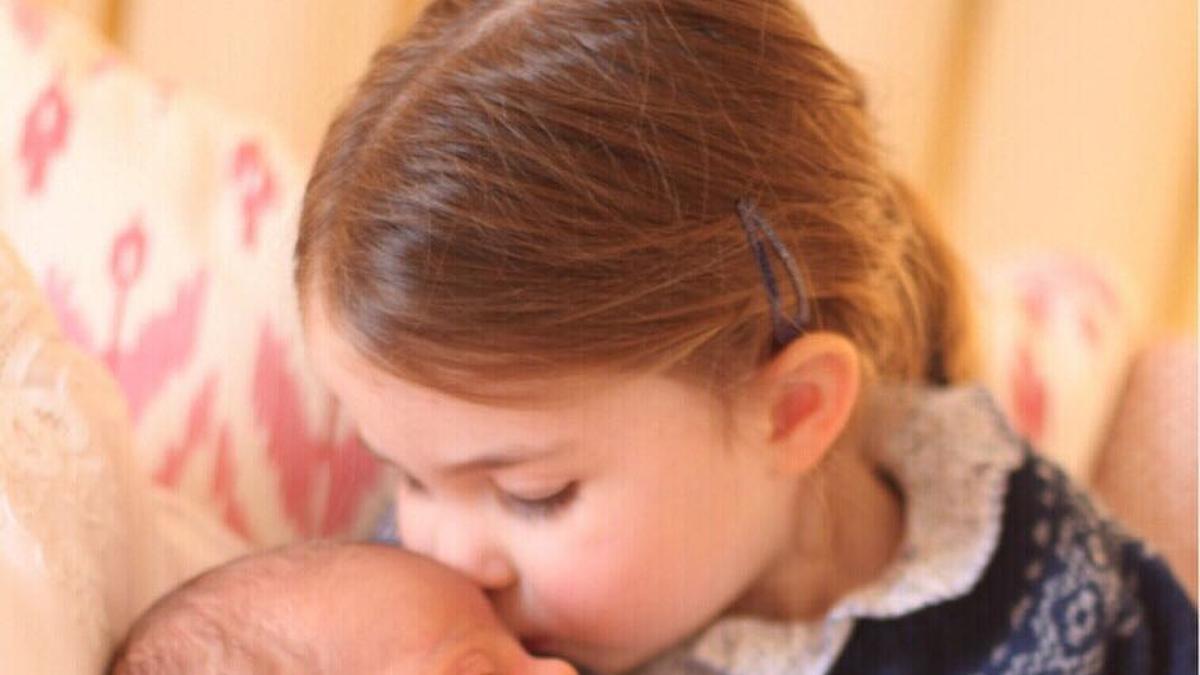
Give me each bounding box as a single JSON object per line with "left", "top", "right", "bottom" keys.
{"left": 0, "top": 0, "right": 386, "bottom": 545}
{"left": 976, "top": 253, "right": 1134, "bottom": 481}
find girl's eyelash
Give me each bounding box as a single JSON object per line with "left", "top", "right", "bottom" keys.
{"left": 499, "top": 481, "right": 579, "bottom": 518}
{"left": 398, "top": 469, "right": 427, "bottom": 494}
{"left": 393, "top": 464, "right": 576, "bottom": 518}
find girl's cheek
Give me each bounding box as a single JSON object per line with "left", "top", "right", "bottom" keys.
{"left": 519, "top": 482, "right": 655, "bottom": 624}
{"left": 529, "top": 529, "right": 648, "bottom": 625}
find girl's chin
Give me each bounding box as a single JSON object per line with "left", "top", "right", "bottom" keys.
{"left": 523, "top": 637, "right": 590, "bottom": 670}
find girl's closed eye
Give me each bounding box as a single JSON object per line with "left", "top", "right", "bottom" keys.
{"left": 497, "top": 481, "right": 579, "bottom": 519}
{"left": 397, "top": 468, "right": 428, "bottom": 495}
{"left": 396, "top": 463, "right": 578, "bottom": 519}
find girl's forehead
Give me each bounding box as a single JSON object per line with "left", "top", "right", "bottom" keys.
{"left": 303, "top": 296, "right": 390, "bottom": 392}
{"left": 304, "top": 296, "right": 732, "bottom": 463}
{"left": 306, "top": 294, "right": 591, "bottom": 405}
{"left": 306, "top": 297, "right": 690, "bottom": 415}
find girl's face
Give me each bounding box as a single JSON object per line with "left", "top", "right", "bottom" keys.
{"left": 306, "top": 302, "right": 800, "bottom": 674}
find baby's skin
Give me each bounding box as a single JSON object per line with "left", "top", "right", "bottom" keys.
{"left": 108, "top": 541, "right": 578, "bottom": 675}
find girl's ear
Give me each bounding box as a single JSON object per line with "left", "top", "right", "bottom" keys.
{"left": 757, "top": 332, "right": 860, "bottom": 476}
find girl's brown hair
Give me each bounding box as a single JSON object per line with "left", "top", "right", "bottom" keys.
{"left": 295, "top": 0, "right": 978, "bottom": 411}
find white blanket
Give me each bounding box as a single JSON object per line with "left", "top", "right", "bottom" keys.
{"left": 0, "top": 234, "right": 247, "bottom": 672}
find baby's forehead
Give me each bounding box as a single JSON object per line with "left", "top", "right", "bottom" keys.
{"left": 329, "top": 544, "right": 477, "bottom": 586}
{"left": 118, "top": 543, "right": 505, "bottom": 675}
{"left": 271, "top": 545, "right": 504, "bottom": 661}
{"left": 282, "top": 544, "right": 494, "bottom": 614}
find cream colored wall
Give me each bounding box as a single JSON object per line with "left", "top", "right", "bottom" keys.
{"left": 944, "top": 0, "right": 1196, "bottom": 340}
{"left": 801, "top": 1, "right": 978, "bottom": 203}
{"left": 114, "top": 0, "right": 421, "bottom": 162}
{"left": 804, "top": 0, "right": 1198, "bottom": 341}
{"left": 41, "top": 0, "right": 1198, "bottom": 339}
{"left": 41, "top": 0, "right": 110, "bottom": 32}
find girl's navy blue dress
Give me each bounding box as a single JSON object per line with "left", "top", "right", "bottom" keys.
{"left": 825, "top": 448, "right": 1197, "bottom": 675}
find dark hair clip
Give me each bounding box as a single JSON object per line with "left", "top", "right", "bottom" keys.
{"left": 735, "top": 197, "right": 812, "bottom": 351}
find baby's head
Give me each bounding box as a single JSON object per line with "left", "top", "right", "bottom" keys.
{"left": 108, "top": 542, "right": 577, "bottom": 675}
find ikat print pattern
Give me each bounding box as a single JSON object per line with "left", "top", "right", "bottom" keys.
{"left": 979, "top": 255, "right": 1133, "bottom": 482}
{"left": 0, "top": 0, "right": 386, "bottom": 544}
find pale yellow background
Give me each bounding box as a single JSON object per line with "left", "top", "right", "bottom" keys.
{"left": 43, "top": 0, "right": 1198, "bottom": 340}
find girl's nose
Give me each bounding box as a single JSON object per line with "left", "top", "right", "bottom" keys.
{"left": 394, "top": 489, "right": 518, "bottom": 589}
{"left": 425, "top": 516, "right": 517, "bottom": 590}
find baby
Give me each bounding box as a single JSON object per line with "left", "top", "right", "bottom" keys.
{"left": 107, "top": 541, "right": 578, "bottom": 675}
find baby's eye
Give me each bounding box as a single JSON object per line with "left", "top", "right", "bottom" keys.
{"left": 498, "top": 481, "right": 579, "bottom": 519}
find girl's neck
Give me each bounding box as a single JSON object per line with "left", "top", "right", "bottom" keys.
{"left": 729, "top": 443, "right": 906, "bottom": 622}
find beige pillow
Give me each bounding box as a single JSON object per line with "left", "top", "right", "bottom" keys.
{"left": 0, "top": 230, "right": 142, "bottom": 669}
{"left": 0, "top": 232, "right": 247, "bottom": 671}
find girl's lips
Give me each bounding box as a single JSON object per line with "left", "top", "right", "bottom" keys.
{"left": 521, "top": 636, "right": 545, "bottom": 650}
{"left": 520, "top": 635, "right": 554, "bottom": 656}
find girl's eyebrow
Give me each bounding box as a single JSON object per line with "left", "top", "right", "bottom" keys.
{"left": 358, "top": 437, "right": 570, "bottom": 476}
{"left": 445, "top": 445, "right": 570, "bottom": 475}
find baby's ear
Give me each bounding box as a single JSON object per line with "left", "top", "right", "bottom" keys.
{"left": 757, "top": 332, "right": 860, "bottom": 475}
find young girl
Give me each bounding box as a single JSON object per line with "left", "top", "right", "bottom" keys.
{"left": 293, "top": 1, "right": 1197, "bottom": 673}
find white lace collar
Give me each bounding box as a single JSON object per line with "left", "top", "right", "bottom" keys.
{"left": 634, "top": 384, "right": 1026, "bottom": 675}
